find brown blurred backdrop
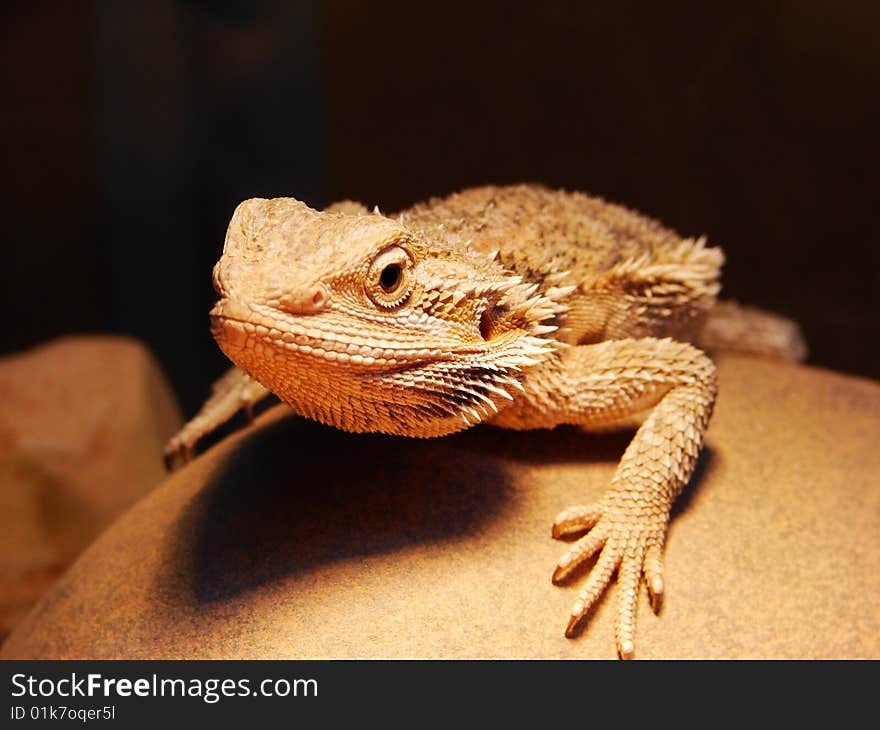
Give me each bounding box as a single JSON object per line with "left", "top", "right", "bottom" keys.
{"left": 3, "top": 0, "right": 878, "bottom": 416}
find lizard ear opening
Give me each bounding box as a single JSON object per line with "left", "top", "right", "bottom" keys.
{"left": 479, "top": 302, "right": 503, "bottom": 340}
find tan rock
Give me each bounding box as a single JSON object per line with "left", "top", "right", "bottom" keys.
{"left": 2, "top": 354, "right": 877, "bottom": 659}
{"left": 0, "top": 336, "right": 181, "bottom": 640}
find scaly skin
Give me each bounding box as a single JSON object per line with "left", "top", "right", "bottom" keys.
{"left": 166, "top": 184, "right": 803, "bottom": 658}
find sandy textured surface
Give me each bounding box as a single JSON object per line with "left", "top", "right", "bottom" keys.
{"left": 2, "top": 354, "right": 878, "bottom": 659}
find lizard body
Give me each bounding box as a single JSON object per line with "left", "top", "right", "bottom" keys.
{"left": 167, "top": 183, "right": 805, "bottom": 658}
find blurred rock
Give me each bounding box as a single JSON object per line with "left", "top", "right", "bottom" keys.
{"left": 0, "top": 336, "right": 181, "bottom": 640}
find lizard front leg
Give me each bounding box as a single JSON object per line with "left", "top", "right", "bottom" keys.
{"left": 164, "top": 367, "right": 270, "bottom": 469}
{"left": 491, "top": 337, "right": 716, "bottom": 658}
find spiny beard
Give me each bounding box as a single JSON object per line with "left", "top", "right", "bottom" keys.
{"left": 360, "top": 329, "right": 559, "bottom": 437}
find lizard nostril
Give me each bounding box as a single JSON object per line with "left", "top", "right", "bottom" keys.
{"left": 278, "top": 285, "right": 330, "bottom": 314}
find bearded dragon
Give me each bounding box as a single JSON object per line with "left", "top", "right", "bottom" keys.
{"left": 165, "top": 184, "right": 805, "bottom": 658}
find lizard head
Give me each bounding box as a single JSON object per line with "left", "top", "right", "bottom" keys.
{"left": 210, "top": 197, "right": 561, "bottom": 436}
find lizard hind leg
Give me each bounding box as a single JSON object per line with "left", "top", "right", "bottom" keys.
{"left": 164, "top": 366, "right": 271, "bottom": 470}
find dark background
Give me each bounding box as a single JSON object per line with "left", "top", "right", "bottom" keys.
{"left": 3, "top": 0, "right": 878, "bottom": 416}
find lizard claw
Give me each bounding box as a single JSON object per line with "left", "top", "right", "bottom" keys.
{"left": 163, "top": 434, "right": 194, "bottom": 471}
{"left": 643, "top": 543, "right": 665, "bottom": 613}
{"left": 551, "top": 504, "right": 601, "bottom": 539}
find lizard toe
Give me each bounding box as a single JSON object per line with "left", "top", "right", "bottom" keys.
{"left": 563, "top": 546, "right": 620, "bottom": 637}
{"left": 643, "top": 543, "right": 665, "bottom": 613}
{"left": 551, "top": 503, "right": 602, "bottom": 538}
{"left": 614, "top": 552, "right": 643, "bottom": 659}
{"left": 552, "top": 525, "right": 606, "bottom": 584}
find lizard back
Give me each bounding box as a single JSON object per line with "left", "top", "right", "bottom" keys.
{"left": 402, "top": 184, "right": 680, "bottom": 281}
{"left": 401, "top": 184, "right": 722, "bottom": 345}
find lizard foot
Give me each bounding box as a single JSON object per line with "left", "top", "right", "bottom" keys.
{"left": 163, "top": 367, "right": 270, "bottom": 470}
{"left": 551, "top": 496, "right": 668, "bottom": 660}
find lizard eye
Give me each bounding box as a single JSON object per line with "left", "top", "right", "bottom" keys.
{"left": 366, "top": 245, "right": 412, "bottom": 308}
{"left": 380, "top": 263, "right": 402, "bottom": 292}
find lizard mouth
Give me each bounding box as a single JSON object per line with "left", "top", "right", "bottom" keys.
{"left": 209, "top": 298, "right": 460, "bottom": 368}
